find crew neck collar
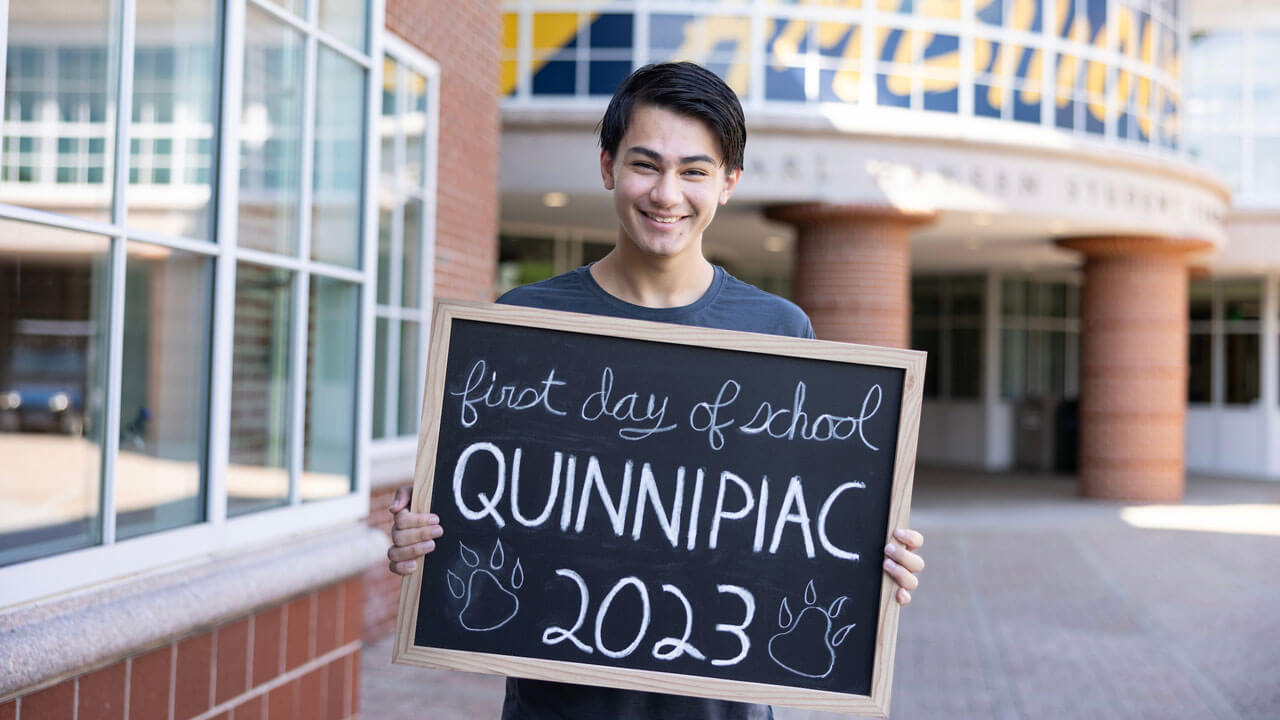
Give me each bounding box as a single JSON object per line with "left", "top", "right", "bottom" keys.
{"left": 575, "top": 263, "right": 726, "bottom": 317}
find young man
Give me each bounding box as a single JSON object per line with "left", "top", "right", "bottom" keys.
{"left": 387, "top": 62, "right": 925, "bottom": 719}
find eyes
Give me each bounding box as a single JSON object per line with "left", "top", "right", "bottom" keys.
{"left": 630, "top": 161, "right": 711, "bottom": 179}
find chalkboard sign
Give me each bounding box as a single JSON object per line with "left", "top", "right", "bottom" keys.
{"left": 394, "top": 301, "right": 925, "bottom": 716}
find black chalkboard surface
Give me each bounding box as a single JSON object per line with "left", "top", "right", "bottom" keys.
{"left": 394, "top": 301, "right": 925, "bottom": 717}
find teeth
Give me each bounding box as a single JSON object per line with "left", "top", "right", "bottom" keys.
{"left": 645, "top": 212, "right": 681, "bottom": 224}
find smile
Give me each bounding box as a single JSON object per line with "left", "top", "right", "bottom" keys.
{"left": 642, "top": 210, "right": 686, "bottom": 225}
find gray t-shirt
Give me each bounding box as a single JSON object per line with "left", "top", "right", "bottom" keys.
{"left": 495, "top": 264, "right": 814, "bottom": 720}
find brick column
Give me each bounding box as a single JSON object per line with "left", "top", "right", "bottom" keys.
{"left": 1057, "top": 235, "right": 1212, "bottom": 501}
{"left": 765, "top": 204, "right": 934, "bottom": 348}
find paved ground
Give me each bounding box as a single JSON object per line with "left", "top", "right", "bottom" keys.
{"left": 361, "top": 469, "right": 1280, "bottom": 719}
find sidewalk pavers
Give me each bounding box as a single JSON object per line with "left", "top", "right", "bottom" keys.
{"left": 362, "top": 470, "right": 1280, "bottom": 719}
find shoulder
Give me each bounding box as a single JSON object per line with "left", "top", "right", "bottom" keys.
{"left": 714, "top": 272, "right": 816, "bottom": 339}
{"left": 496, "top": 268, "right": 595, "bottom": 311}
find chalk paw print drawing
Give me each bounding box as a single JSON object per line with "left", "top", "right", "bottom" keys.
{"left": 447, "top": 539, "right": 524, "bottom": 631}
{"left": 767, "top": 580, "right": 855, "bottom": 679}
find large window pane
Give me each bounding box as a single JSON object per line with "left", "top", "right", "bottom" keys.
{"left": 2, "top": 2, "right": 117, "bottom": 222}
{"left": 1224, "top": 333, "right": 1260, "bottom": 405}
{"left": 911, "top": 326, "right": 940, "bottom": 398}
{"left": 1221, "top": 278, "right": 1261, "bottom": 321}
{"left": 402, "top": 198, "right": 423, "bottom": 307}
{"left": 228, "top": 263, "right": 292, "bottom": 516}
{"left": 128, "top": 0, "right": 219, "bottom": 242}
{"left": 302, "top": 276, "right": 358, "bottom": 501}
{"left": 312, "top": 48, "right": 366, "bottom": 268}
{"left": 239, "top": 8, "right": 304, "bottom": 257}
{"left": 403, "top": 71, "right": 428, "bottom": 188}
{"left": 397, "top": 321, "right": 420, "bottom": 434}
{"left": 1001, "top": 327, "right": 1026, "bottom": 399}
{"left": 0, "top": 222, "right": 110, "bottom": 566}
{"left": 372, "top": 316, "right": 389, "bottom": 439}
{"left": 319, "top": 0, "right": 369, "bottom": 53}
{"left": 116, "top": 243, "right": 212, "bottom": 540}
{"left": 1187, "top": 332, "right": 1212, "bottom": 403}
{"left": 949, "top": 327, "right": 982, "bottom": 398}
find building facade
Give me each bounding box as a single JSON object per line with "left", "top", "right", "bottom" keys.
{"left": 0, "top": 0, "right": 498, "bottom": 716}
{"left": 494, "top": 0, "right": 1280, "bottom": 500}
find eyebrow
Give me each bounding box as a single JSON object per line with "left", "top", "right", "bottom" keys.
{"left": 625, "top": 146, "right": 718, "bottom": 166}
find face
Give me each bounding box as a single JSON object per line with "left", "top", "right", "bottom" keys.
{"left": 601, "top": 104, "right": 740, "bottom": 263}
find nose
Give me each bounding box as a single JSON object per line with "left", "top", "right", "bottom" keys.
{"left": 649, "top": 170, "right": 681, "bottom": 208}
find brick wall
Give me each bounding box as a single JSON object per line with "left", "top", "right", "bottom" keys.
{"left": 386, "top": 0, "right": 501, "bottom": 303}
{"left": 362, "top": 484, "right": 404, "bottom": 644}
{"left": 0, "top": 577, "right": 363, "bottom": 720}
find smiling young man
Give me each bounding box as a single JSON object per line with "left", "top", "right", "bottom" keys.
{"left": 386, "top": 62, "right": 925, "bottom": 720}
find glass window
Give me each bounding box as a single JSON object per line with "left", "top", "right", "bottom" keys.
{"left": 311, "top": 47, "right": 366, "bottom": 268}
{"left": 1254, "top": 33, "right": 1280, "bottom": 123}
{"left": 374, "top": 50, "right": 437, "bottom": 441}
{"left": 0, "top": 222, "right": 111, "bottom": 566}
{"left": 128, "top": 0, "right": 219, "bottom": 243}
{"left": 1187, "top": 332, "right": 1212, "bottom": 404}
{"left": 0, "top": 0, "right": 378, "bottom": 602}
{"left": 949, "top": 327, "right": 982, "bottom": 398}
{"left": 1221, "top": 279, "right": 1261, "bottom": 322}
{"left": 1000, "top": 276, "right": 1079, "bottom": 401}
{"left": 1224, "top": 334, "right": 1259, "bottom": 405}
{"left": 319, "top": 0, "right": 369, "bottom": 53}
{"left": 1, "top": 3, "right": 117, "bottom": 222}
{"left": 116, "top": 243, "right": 213, "bottom": 541}
{"left": 303, "top": 277, "right": 358, "bottom": 500}
{"left": 911, "top": 327, "right": 940, "bottom": 399}
{"left": 1253, "top": 136, "right": 1280, "bottom": 196}
{"left": 239, "top": 7, "right": 305, "bottom": 256}
{"left": 227, "top": 263, "right": 293, "bottom": 517}
{"left": 1188, "top": 135, "right": 1242, "bottom": 194}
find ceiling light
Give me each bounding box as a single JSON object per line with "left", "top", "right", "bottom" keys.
{"left": 542, "top": 192, "right": 568, "bottom": 208}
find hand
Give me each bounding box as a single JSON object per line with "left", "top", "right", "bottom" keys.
{"left": 883, "top": 528, "right": 924, "bottom": 605}
{"left": 386, "top": 485, "right": 444, "bottom": 576}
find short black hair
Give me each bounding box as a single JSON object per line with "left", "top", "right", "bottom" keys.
{"left": 598, "top": 62, "right": 746, "bottom": 171}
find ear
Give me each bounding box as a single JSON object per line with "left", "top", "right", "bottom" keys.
{"left": 600, "top": 149, "right": 616, "bottom": 191}
{"left": 719, "top": 167, "right": 741, "bottom": 205}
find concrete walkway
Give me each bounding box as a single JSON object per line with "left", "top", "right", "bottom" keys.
{"left": 361, "top": 469, "right": 1280, "bottom": 719}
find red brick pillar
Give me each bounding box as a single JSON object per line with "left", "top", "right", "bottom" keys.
{"left": 1057, "top": 236, "right": 1212, "bottom": 501}
{"left": 765, "top": 204, "right": 934, "bottom": 348}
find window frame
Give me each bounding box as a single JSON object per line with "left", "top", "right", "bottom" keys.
{"left": 369, "top": 31, "right": 439, "bottom": 457}
{"left": 0, "top": 0, "right": 385, "bottom": 608}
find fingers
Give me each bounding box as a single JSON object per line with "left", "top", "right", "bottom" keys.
{"left": 387, "top": 531, "right": 441, "bottom": 576}
{"left": 883, "top": 556, "right": 920, "bottom": 593}
{"left": 386, "top": 503, "right": 441, "bottom": 577}
{"left": 893, "top": 527, "right": 924, "bottom": 551}
{"left": 896, "top": 588, "right": 912, "bottom": 606}
{"left": 389, "top": 485, "right": 413, "bottom": 514}
{"left": 885, "top": 541, "right": 924, "bottom": 574}
{"left": 388, "top": 558, "right": 421, "bottom": 576}
{"left": 391, "top": 514, "right": 442, "bottom": 548}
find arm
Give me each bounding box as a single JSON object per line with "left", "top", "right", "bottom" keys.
{"left": 386, "top": 486, "right": 444, "bottom": 576}
{"left": 883, "top": 528, "right": 924, "bottom": 605}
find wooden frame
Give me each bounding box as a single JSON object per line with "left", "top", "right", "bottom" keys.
{"left": 394, "top": 300, "right": 925, "bottom": 717}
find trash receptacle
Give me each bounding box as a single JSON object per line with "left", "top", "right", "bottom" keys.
{"left": 1015, "top": 396, "right": 1057, "bottom": 472}
{"left": 1054, "top": 398, "right": 1079, "bottom": 474}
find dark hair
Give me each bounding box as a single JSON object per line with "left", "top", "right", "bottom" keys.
{"left": 598, "top": 62, "right": 746, "bottom": 171}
